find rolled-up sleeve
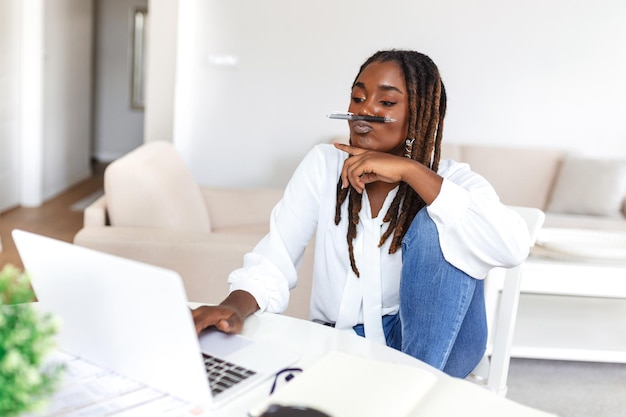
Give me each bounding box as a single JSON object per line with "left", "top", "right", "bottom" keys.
{"left": 228, "top": 230, "right": 294, "bottom": 313}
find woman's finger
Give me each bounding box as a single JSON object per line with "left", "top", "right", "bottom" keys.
{"left": 334, "top": 142, "right": 367, "bottom": 156}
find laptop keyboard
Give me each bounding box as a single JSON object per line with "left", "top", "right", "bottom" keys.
{"left": 202, "top": 353, "right": 257, "bottom": 396}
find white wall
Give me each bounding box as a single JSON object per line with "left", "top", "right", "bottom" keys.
{"left": 93, "top": 0, "right": 147, "bottom": 161}
{"left": 42, "top": 0, "right": 94, "bottom": 201}
{"left": 144, "top": 0, "right": 178, "bottom": 145}
{"left": 19, "top": 0, "right": 44, "bottom": 207}
{"left": 172, "top": 0, "right": 626, "bottom": 188}
{"left": 0, "top": 0, "right": 21, "bottom": 212}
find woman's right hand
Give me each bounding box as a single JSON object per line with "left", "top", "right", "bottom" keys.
{"left": 191, "top": 290, "right": 259, "bottom": 335}
{"left": 191, "top": 304, "right": 245, "bottom": 334}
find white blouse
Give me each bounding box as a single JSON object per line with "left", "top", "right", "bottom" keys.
{"left": 227, "top": 144, "right": 530, "bottom": 344}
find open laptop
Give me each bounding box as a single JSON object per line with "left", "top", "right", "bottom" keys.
{"left": 12, "top": 229, "right": 299, "bottom": 411}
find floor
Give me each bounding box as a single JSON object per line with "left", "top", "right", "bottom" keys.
{"left": 507, "top": 357, "right": 626, "bottom": 417}
{"left": 0, "top": 163, "right": 105, "bottom": 271}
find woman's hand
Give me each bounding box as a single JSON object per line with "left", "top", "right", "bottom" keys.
{"left": 334, "top": 143, "right": 408, "bottom": 193}
{"left": 334, "top": 142, "right": 443, "bottom": 204}
{"left": 191, "top": 305, "right": 245, "bottom": 334}
{"left": 191, "top": 290, "right": 259, "bottom": 335}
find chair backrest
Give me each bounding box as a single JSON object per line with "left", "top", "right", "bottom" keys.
{"left": 469, "top": 205, "right": 545, "bottom": 396}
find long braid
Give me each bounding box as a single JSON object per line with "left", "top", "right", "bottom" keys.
{"left": 346, "top": 186, "right": 362, "bottom": 276}
{"left": 334, "top": 50, "right": 447, "bottom": 276}
{"left": 334, "top": 178, "right": 348, "bottom": 224}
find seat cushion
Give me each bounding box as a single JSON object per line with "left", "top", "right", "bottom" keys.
{"left": 543, "top": 212, "right": 626, "bottom": 231}
{"left": 546, "top": 156, "right": 626, "bottom": 217}
{"left": 105, "top": 141, "right": 211, "bottom": 232}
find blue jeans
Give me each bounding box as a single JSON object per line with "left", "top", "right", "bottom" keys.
{"left": 353, "top": 208, "right": 487, "bottom": 378}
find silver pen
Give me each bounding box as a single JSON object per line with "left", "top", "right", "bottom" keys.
{"left": 326, "top": 111, "right": 396, "bottom": 123}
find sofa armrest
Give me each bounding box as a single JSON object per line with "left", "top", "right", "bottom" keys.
{"left": 83, "top": 196, "right": 109, "bottom": 227}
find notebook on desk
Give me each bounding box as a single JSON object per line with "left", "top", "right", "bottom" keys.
{"left": 249, "top": 351, "right": 557, "bottom": 417}
{"left": 12, "top": 229, "right": 299, "bottom": 412}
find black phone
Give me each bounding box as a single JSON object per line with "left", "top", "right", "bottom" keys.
{"left": 259, "top": 404, "right": 332, "bottom": 417}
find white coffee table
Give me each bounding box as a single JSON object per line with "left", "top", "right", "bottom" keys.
{"left": 511, "top": 228, "right": 626, "bottom": 363}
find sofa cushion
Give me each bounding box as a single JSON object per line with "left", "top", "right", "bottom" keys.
{"left": 543, "top": 212, "right": 626, "bottom": 231}
{"left": 532, "top": 228, "right": 626, "bottom": 262}
{"left": 456, "top": 145, "right": 566, "bottom": 209}
{"left": 105, "top": 142, "right": 211, "bottom": 232}
{"left": 546, "top": 156, "right": 626, "bottom": 217}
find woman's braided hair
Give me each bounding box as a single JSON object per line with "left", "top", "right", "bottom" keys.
{"left": 334, "top": 50, "right": 447, "bottom": 277}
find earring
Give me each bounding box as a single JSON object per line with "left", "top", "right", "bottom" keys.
{"left": 404, "top": 139, "right": 415, "bottom": 158}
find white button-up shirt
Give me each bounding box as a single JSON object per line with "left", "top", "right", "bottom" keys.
{"left": 228, "top": 144, "right": 529, "bottom": 344}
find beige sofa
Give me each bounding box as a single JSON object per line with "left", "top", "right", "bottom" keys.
{"left": 442, "top": 143, "right": 626, "bottom": 231}
{"left": 74, "top": 141, "right": 626, "bottom": 320}
{"left": 74, "top": 142, "right": 314, "bottom": 319}
{"left": 445, "top": 143, "right": 626, "bottom": 363}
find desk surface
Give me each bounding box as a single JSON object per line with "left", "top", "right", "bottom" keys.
{"left": 193, "top": 306, "right": 445, "bottom": 416}
{"left": 33, "top": 307, "right": 553, "bottom": 417}
{"left": 194, "top": 308, "right": 553, "bottom": 417}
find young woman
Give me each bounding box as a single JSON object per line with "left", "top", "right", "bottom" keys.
{"left": 192, "top": 50, "right": 530, "bottom": 378}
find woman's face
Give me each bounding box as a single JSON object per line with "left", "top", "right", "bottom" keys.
{"left": 348, "top": 60, "right": 409, "bottom": 155}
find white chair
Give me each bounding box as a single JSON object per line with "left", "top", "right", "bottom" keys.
{"left": 468, "top": 206, "right": 545, "bottom": 396}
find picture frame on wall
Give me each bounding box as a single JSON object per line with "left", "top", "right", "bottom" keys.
{"left": 131, "top": 8, "right": 147, "bottom": 110}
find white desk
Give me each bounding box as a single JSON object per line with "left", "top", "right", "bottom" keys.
{"left": 197, "top": 309, "right": 554, "bottom": 417}
{"left": 33, "top": 309, "right": 554, "bottom": 417}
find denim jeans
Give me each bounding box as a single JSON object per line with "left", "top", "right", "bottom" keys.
{"left": 353, "top": 208, "right": 487, "bottom": 378}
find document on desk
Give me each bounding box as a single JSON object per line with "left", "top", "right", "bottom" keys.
{"left": 248, "top": 351, "right": 557, "bottom": 417}
{"left": 23, "top": 351, "right": 208, "bottom": 417}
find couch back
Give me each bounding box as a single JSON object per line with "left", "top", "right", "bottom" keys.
{"left": 441, "top": 143, "right": 567, "bottom": 210}
{"left": 201, "top": 187, "right": 284, "bottom": 232}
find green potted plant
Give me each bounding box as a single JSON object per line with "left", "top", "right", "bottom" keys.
{"left": 0, "top": 264, "right": 64, "bottom": 417}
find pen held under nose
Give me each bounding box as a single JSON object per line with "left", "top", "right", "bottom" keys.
{"left": 350, "top": 115, "right": 396, "bottom": 123}
{"left": 326, "top": 112, "right": 396, "bottom": 123}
